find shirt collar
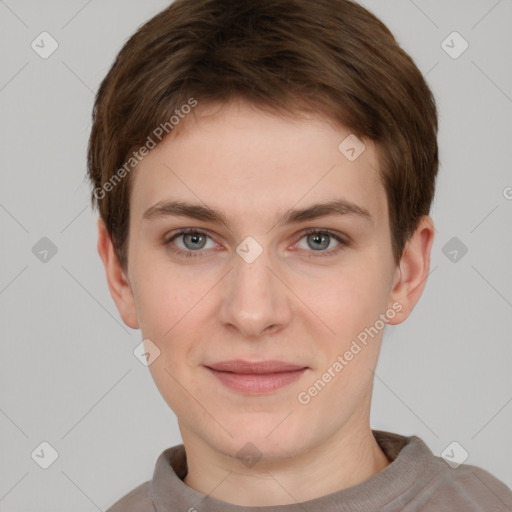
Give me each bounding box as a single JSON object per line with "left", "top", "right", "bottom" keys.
{"left": 149, "top": 430, "right": 438, "bottom": 512}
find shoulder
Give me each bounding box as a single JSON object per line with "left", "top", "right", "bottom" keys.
{"left": 105, "top": 481, "right": 154, "bottom": 512}
{"left": 417, "top": 457, "right": 512, "bottom": 511}
{"left": 373, "top": 431, "right": 512, "bottom": 511}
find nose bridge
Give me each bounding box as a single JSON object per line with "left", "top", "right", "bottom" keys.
{"left": 219, "top": 242, "right": 290, "bottom": 336}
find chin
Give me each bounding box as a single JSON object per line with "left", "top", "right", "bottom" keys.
{"left": 208, "top": 415, "right": 309, "bottom": 462}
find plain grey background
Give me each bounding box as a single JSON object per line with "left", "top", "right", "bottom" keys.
{"left": 0, "top": 0, "right": 511, "bottom": 510}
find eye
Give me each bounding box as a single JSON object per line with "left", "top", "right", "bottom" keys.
{"left": 294, "top": 229, "right": 348, "bottom": 258}
{"left": 164, "top": 229, "right": 217, "bottom": 258}
{"left": 164, "top": 228, "right": 349, "bottom": 259}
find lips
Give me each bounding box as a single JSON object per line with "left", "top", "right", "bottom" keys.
{"left": 204, "top": 360, "right": 308, "bottom": 394}
{"left": 205, "top": 359, "right": 307, "bottom": 374}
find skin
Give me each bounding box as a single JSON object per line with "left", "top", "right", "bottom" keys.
{"left": 97, "top": 99, "right": 434, "bottom": 506}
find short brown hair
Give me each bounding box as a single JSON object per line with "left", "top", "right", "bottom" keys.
{"left": 87, "top": 0, "right": 438, "bottom": 271}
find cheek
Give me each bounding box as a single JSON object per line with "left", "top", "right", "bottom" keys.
{"left": 298, "top": 264, "right": 390, "bottom": 411}
{"left": 130, "top": 253, "right": 211, "bottom": 371}
{"left": 131, "top": 261, "right": 203, "bottom": 410}
{"left": 304, "top": 259, "right": 391, "bottom": 341}
{"left": 129, "top": 247, "right": 194, "bottom": 335}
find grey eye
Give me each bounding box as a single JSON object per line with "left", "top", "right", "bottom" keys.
{"left": 306, "top": 232, "right": 332, "bottom": 251}
{"left": 182, "top": 232, "right": 208, "bottom": 250}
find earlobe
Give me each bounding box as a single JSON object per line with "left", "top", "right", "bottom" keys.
{"left": 387, "top": 216, "right": 435, "bottom": 325}
{"left": 96, "top": 218, "right": 140, "bottom": 329}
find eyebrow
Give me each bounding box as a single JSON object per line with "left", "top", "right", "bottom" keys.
{"left": 142, "top": 199, "right": 372, "bottom": 227}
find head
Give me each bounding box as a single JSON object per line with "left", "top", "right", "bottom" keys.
{"left": 89, "top": 0, "right": 437, "bottom": 465}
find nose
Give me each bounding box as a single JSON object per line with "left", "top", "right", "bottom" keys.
{"left": 217, "top": 245, "right": 292, "bottom": 339}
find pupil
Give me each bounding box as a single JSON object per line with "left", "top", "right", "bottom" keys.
{"left": 309, "top": 233, "right": 328, "bottom": 250}
{"left": 185, "top": 233, "right": 205, "bottom": 249}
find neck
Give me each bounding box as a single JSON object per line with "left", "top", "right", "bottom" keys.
{"left": 181, "top": 415, "right": 390, "bottom": 506}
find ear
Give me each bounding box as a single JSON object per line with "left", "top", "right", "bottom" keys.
{"left": 96, "top": 217, "right": 139, "bottom": 329}
{"left": 387, "top": 216, "right": 435, "bottom": 325}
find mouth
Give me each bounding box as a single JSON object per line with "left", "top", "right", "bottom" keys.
{"left": 204, "top": 360, "right": 308, "bottom": 394}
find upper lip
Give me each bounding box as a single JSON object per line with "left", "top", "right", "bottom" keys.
{"left": 205, "top": 360, "right": 308, "bottom": 374}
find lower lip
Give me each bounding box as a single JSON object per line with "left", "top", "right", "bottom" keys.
{"left": 205, "top": 367, "right": 307, "bottom": 394}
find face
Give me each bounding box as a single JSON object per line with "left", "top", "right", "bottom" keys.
{"left": 102, "top": 100, "right": 430, "bottom": 464}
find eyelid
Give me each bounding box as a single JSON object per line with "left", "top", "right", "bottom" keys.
{"left": 165, "top": 227, "right": 211, "bottom": 241}
{"left": 165, "top": 228, "right": 216, "bottom": 244}
{"left": 297, "top": 227, "right": 350, "bottom": 245}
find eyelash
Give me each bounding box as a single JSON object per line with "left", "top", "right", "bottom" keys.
{"left": 164, "top": 228, "right": 349, "bottom": 259}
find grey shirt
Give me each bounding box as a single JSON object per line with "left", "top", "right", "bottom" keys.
{"left": 107, "top": 430, "right": 512, "bottom": 511}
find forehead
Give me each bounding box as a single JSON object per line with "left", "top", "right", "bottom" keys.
{"left": 129, "top": 100, "right": 387, "bottom": 229}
